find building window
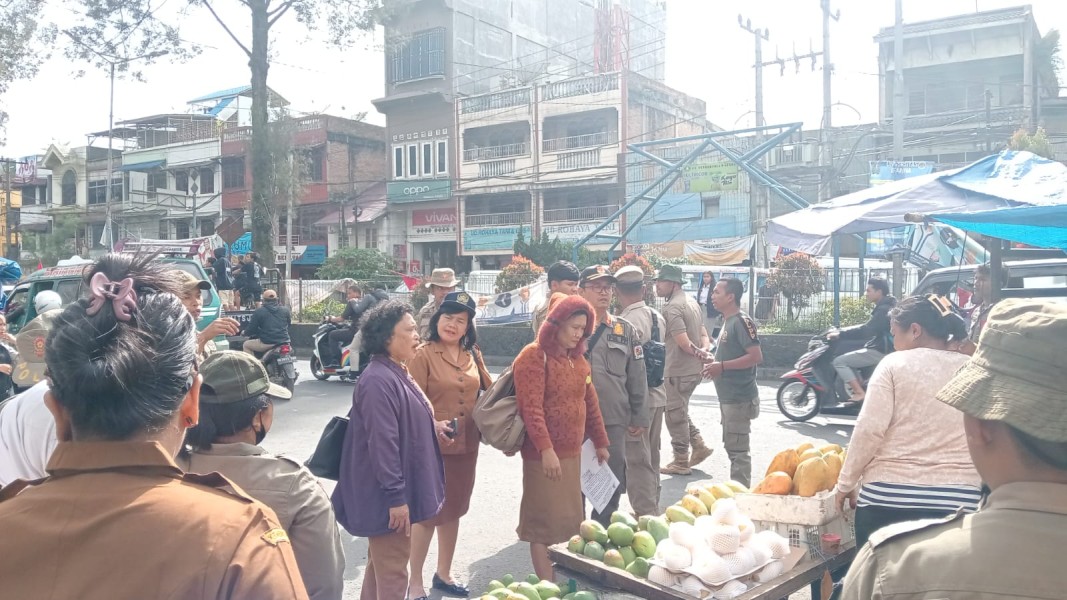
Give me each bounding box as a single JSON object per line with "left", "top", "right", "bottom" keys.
{"left": 407, "top": 145, "right": 418, "bottom": 177}
{"left": 175, "top": 171, "right": 189, "bottom": 193}
{"left": 307, "top": 147, "right": 325, "bottom": 182}
{"left": 389, "top": 27, "right": 446, "bottom": 84}
{"left": 908, "top": 89, "right": 926, "bottom": 115}
{"left": 702, "top": 196, "right": 721, "bottom": 219}
{"left": 61, "top": 170, "right": 76, "bottom": 205}
{"left": 147, "top": 171, "right": 167, "bottom": 198}
{"left": 436, "top": 140, "right": 448, "bottom": 175}
{"left": 158, "top": 221, "right": 169, "bottom": 240}
{"left": 199, "top": 167, "right": 215, "bottom": 194}
{"left": 393, "top": 146, "right": 404, "bottom": 178}
{"left": 91, "top": 223, "right": 105, "bottom": 247}
{"left": 422, "top": 142, "right": 433, "bottom": 177}
{"left": 364, "top": 227, "right": 378, "bottom": 249}
{"left": 175, "top": 220, "right": 190, "bottom": 240}
{"left": 222, "top": 157, "right": 245, "bottom": 189}
{"left": 87, "top": 179, "right": 109, "bottom": 205}
{"left": 200, "top": 219, "right": 215, "bottom": 237}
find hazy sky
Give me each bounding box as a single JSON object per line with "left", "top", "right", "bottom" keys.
{"left": 2, "top": 0, "right": 1065, "bottom": 158}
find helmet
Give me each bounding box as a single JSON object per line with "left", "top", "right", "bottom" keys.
{"left": 34, "top": 290, "right": 63, "bottom": 314}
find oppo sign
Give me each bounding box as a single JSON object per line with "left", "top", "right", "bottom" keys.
{"left": 387, "top": 179, "right": 451, "bottom": 203}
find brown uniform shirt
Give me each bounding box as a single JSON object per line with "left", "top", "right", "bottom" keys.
{"left": 407, "top": 341, "right": 493, "bottom": 454}
{"left": 842, "top": 481, "right": 1067, "bottom": 600}
{"left": 417, "top": 300, "right": 439, "bottom": 341}
{"left": 182, "top": 443, "right": 344, "bottom": 600}
{"left": 662, "top": 291, "right": 705, "bottom": 377}
{"left": 618, "top": 300, "right": 668, "bottom": 409}
{"left": 0, "top": 440, "right": 309, "bottom": 600}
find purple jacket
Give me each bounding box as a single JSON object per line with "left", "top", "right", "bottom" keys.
{"left": 331, "top": 356, "right": 445, "bottom": 537}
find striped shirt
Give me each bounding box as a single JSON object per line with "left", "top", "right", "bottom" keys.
{"left": 858, "top": 481, "right": 983, "bottom": 512}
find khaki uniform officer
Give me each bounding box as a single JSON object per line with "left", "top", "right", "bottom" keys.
{"left": 182, "top": 351, "right": 344, "bottom": 600}
{"left": 0, "top": 441, "right": 309, "bottom": 599}
{"left": 578, "top": 265, "right": 650, "bottom": 525}
{"left": 531, "top": 261, "right": 581, "bottom": 334}
{"left": 841, "top": 299, "right": 1067, "bottom": 600}
{"left": 615, "top": 265, "right": 666, "bottom": 515}
{"left": 418, "top": 268, "right": 459, "bottom": 340}
{"left": 656, "top": 264, "right": 714, "bottom": 475}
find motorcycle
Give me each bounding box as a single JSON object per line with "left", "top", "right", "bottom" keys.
{"left": 248, "top": 343, "right": 299, "bottom": 393}
{"left": 310, "top": 321, "right": 365, "bottom": 383}
{"left": 776, "top": 331, "right": 876, "bottom": 422}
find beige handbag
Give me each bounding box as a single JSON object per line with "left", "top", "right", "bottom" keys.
{"left": 473, "top": 350, "right": 546, "bottom": 455}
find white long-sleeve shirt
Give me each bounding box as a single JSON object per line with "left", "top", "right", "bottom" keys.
{"left": 0, "top": 381, "right": 56, "bottom": 486}
{"left": 837, "top": 348, "right": 980, "bottom": 493}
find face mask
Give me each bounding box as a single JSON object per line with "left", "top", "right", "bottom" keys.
{"left": 254, "top": 424, "right": 267, "bottom": 445}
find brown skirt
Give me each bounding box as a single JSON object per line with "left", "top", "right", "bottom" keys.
{"left": 516, "top": 456, "right": 583, "bottom": 545}
{"left": 426, "top": 451, "right": 479, "bottom": 526}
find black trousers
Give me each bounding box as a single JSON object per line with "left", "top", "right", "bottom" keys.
{"left": 326, "top": 327, "right": 355, "bottom": 365}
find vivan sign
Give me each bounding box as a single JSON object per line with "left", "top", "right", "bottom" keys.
{"left": 387, "top": 179, "right": 452, "bottom": 203}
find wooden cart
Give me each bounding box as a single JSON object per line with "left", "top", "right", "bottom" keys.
{"left": 548, "top": 543, "right": 856, "bottom": 600}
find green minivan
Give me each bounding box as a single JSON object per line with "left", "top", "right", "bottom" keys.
{"left": 5, "top": 257, "right": 226, "bottom": 348}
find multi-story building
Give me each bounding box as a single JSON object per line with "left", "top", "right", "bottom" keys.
{"left": 875, "top": 5, "right": 1052, "bottom": 168}
{"left": 374, "top": 0, "right": 670, "bottom": 274}
{"left": 36, "top": 144, "right": 122, "bottom": 258}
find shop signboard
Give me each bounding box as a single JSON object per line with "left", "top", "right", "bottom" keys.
{"left": 684, "top": 161, "right": 740, "bottom": 192}
{"left": 411, "top": 208, "right": 458, "bottom": 240}
{"left": 868, "top": 160, "right": 935, "bottom": 186}
{"left": 541, "top": 220, "right": 620, "bottom": 243}
{"left": 462, "top": 225, "right": 522, "bottom": 253}
{"left": 387, "top": 179, "right": 452, "bottom": 203}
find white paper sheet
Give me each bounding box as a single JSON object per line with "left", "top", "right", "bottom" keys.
{"left": 580, "top": 439, "right": 620, "bottom": 514}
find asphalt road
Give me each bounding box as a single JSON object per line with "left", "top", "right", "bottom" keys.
{"left": 267, "top": 365, "right": 856, "bottom": 599}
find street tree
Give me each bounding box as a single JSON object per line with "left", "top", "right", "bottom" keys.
{"left": 766, "top": 252, "right": 825, "bottom": 320}
{"left": 316, "top": 247, "right": 400, "bottom": 290}
{"left": 1035, "top": 29, "right": 1063, "bottom": 99}
{"left": 70, "top": 0, "right": 386, "bottom": 266}
{"left": 495, "top": 256, "right": 544, "bottom": 293}
{"left": 1009, "top": 126, "right": 1055, "bottom": 159}
{"left": 0, "top": 0, "right": 54, "bottom": 143}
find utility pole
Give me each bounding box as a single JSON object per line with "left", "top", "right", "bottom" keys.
{"left": 2, "top": 159, "right": 12, "bottom": 260}
{"left": 285, "top": 152, "right": 295, "bottom": 280}
{"left": 739, "top": 15, "right": 771, "bottom": 267}
{"left": 892, "top": 0, "right": 905, "bottom": 160}
{"left": 820, "top": 0, "right": 840, "bottom": 203}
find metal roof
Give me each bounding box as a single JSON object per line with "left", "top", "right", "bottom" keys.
{"left": 874, "top": 5, "right": 1033, "bottom": 41}
{"left": 187, "top": 86, "right": 289, "bottom": 107}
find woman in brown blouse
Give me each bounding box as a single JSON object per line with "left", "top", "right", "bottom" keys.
{"left": 406, "top": 291, "right": 493, "bottom": 600}
{"left": 514, "top": 293, "right": 611, "bottom": 581}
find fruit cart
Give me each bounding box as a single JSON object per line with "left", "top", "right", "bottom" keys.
{"left": 549, "top": 541, "right": 855, "bottom": 600}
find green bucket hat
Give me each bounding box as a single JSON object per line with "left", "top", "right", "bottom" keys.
{"left": 937, "top": 299, "right": 1067, "bottom": 442}
{"left": 200, "top": 350, "right": 292, "bottom": 403}
{"left": 654, "top": 264, "right": 686, "bottom": 285}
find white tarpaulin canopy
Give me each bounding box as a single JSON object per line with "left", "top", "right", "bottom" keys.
{"left": 767, "top": 151, "right": 1067, "bottom": 255}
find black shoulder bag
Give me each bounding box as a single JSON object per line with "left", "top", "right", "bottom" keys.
{"left": 643, "top": 311, "right": 666, "bottom": 388}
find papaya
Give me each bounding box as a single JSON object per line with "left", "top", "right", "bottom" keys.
{"left": 709, "top": 483, "right": 735, "bottom": 500}
{"left": 823, "top": 452, "right": 843, "bottom": 483}
{"left": 765, "top": 448, "right": 801, "bottom": 478}
{"left": 680, "top": 494, "right": 709, "bottom": 517}
{"left": 795, "top": 441, "right": 815, "bottom": 455}
{"left": 799, "top": 448, "right": 823, "bottom": 463}
{"left": 725, "top": 480, "right": 750, "bottom": 494}
{"left": 665, "top": 505, "right": 696, "bottom": 525}
{"left": 690, "top": 486, "right": 718, "bottom": 512}
{"left": 752, "top": 471, "right": 792, "bottom": 495}
{"left": 792, "top": 456, "right": 833, "bottom": 497}
{"left": 819, "top": 443, "right": 843, "bottom": 455}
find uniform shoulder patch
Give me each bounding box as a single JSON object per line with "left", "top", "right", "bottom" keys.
{"left": 261, "top": 528, "right": 290, "bottom": 546}
{"left": 740, "top": 314, "right": 759, "bottom": 341}
{"left": 868, "top": 512, "right": 962, "bottom": 548}
{"left": 633, "top": 345, "right": 644, "bottom": 360}
{"left": 613, "top": 322, "right": 624, "bottom": 336}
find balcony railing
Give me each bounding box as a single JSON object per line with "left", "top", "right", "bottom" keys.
{"left": 885, "top": 105, "right": 1027, "bottom": 131}
{"left": 464, "top": 211, "right": 531, "bottom": 227}
{"left": 542, "top": 73, "right": 619, "bottom": 101}
{"left": 463, "top": 142, "right": 530, "bottom": 162}
{"left": 556, "top": 148, "right": 601, "bottom": 171}
{"left": 478, "top": 159, "right": 518, "bottom": 178}
{"left": 542, "top": 204, "right": 618, "bottom": 223}
{"left": 543, "top": 131, "right": 618, "bottom": 153}
{"left": 459, "top": 88, "right": 532, "bottom": 115}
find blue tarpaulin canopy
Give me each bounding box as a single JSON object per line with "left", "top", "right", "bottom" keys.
{"left": 933, "top": 205, "right": 1067, "bottom": 251}
{"left": 0, "top": 258, "right": 22, "bottom": 282}
{"left": 767, "top": 151, "right": 1067, "bottom": 255}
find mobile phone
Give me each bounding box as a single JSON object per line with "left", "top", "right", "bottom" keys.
{"left": 446, "top": 417, "right": 459, "bottom": 439}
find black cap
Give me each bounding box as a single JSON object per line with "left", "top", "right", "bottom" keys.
{"left": 579, "top": 265, "right": 617, "bottom": 286}
{"left": 547, "top": 260, "right": 580, "bottom": 283}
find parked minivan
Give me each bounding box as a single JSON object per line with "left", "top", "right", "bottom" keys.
{"left": 6, "top": 258, "right": 225, "bottom": 346}
{"left": 912, "top": 259, "right": 1067, "bottom": 306}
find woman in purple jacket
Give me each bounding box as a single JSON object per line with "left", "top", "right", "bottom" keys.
{"left": 332, "top": 301, "right": 453, "bottom": 600}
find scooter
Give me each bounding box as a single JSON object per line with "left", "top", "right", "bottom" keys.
{"left": 250, "top": 343, "right": 299, "bottom": 393}
{"left": 776, "top": 331, "right": 875, "bottom": 422}
{"left": 310, "top": 321, "right": 365, "bottom": 383}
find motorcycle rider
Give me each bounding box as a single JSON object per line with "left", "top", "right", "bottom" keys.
{"left": 828, "top": 277, "right": 897, "bottom": 403}
{"left": 324, "top": 284, "right": 388, "bottom": 367}
{"left": 243, "top": 289, "right": 292, "bottom": 356}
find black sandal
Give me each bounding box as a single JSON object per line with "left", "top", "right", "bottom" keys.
{"left": 432, "top": 573, "right": 470, "bottom": 597}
